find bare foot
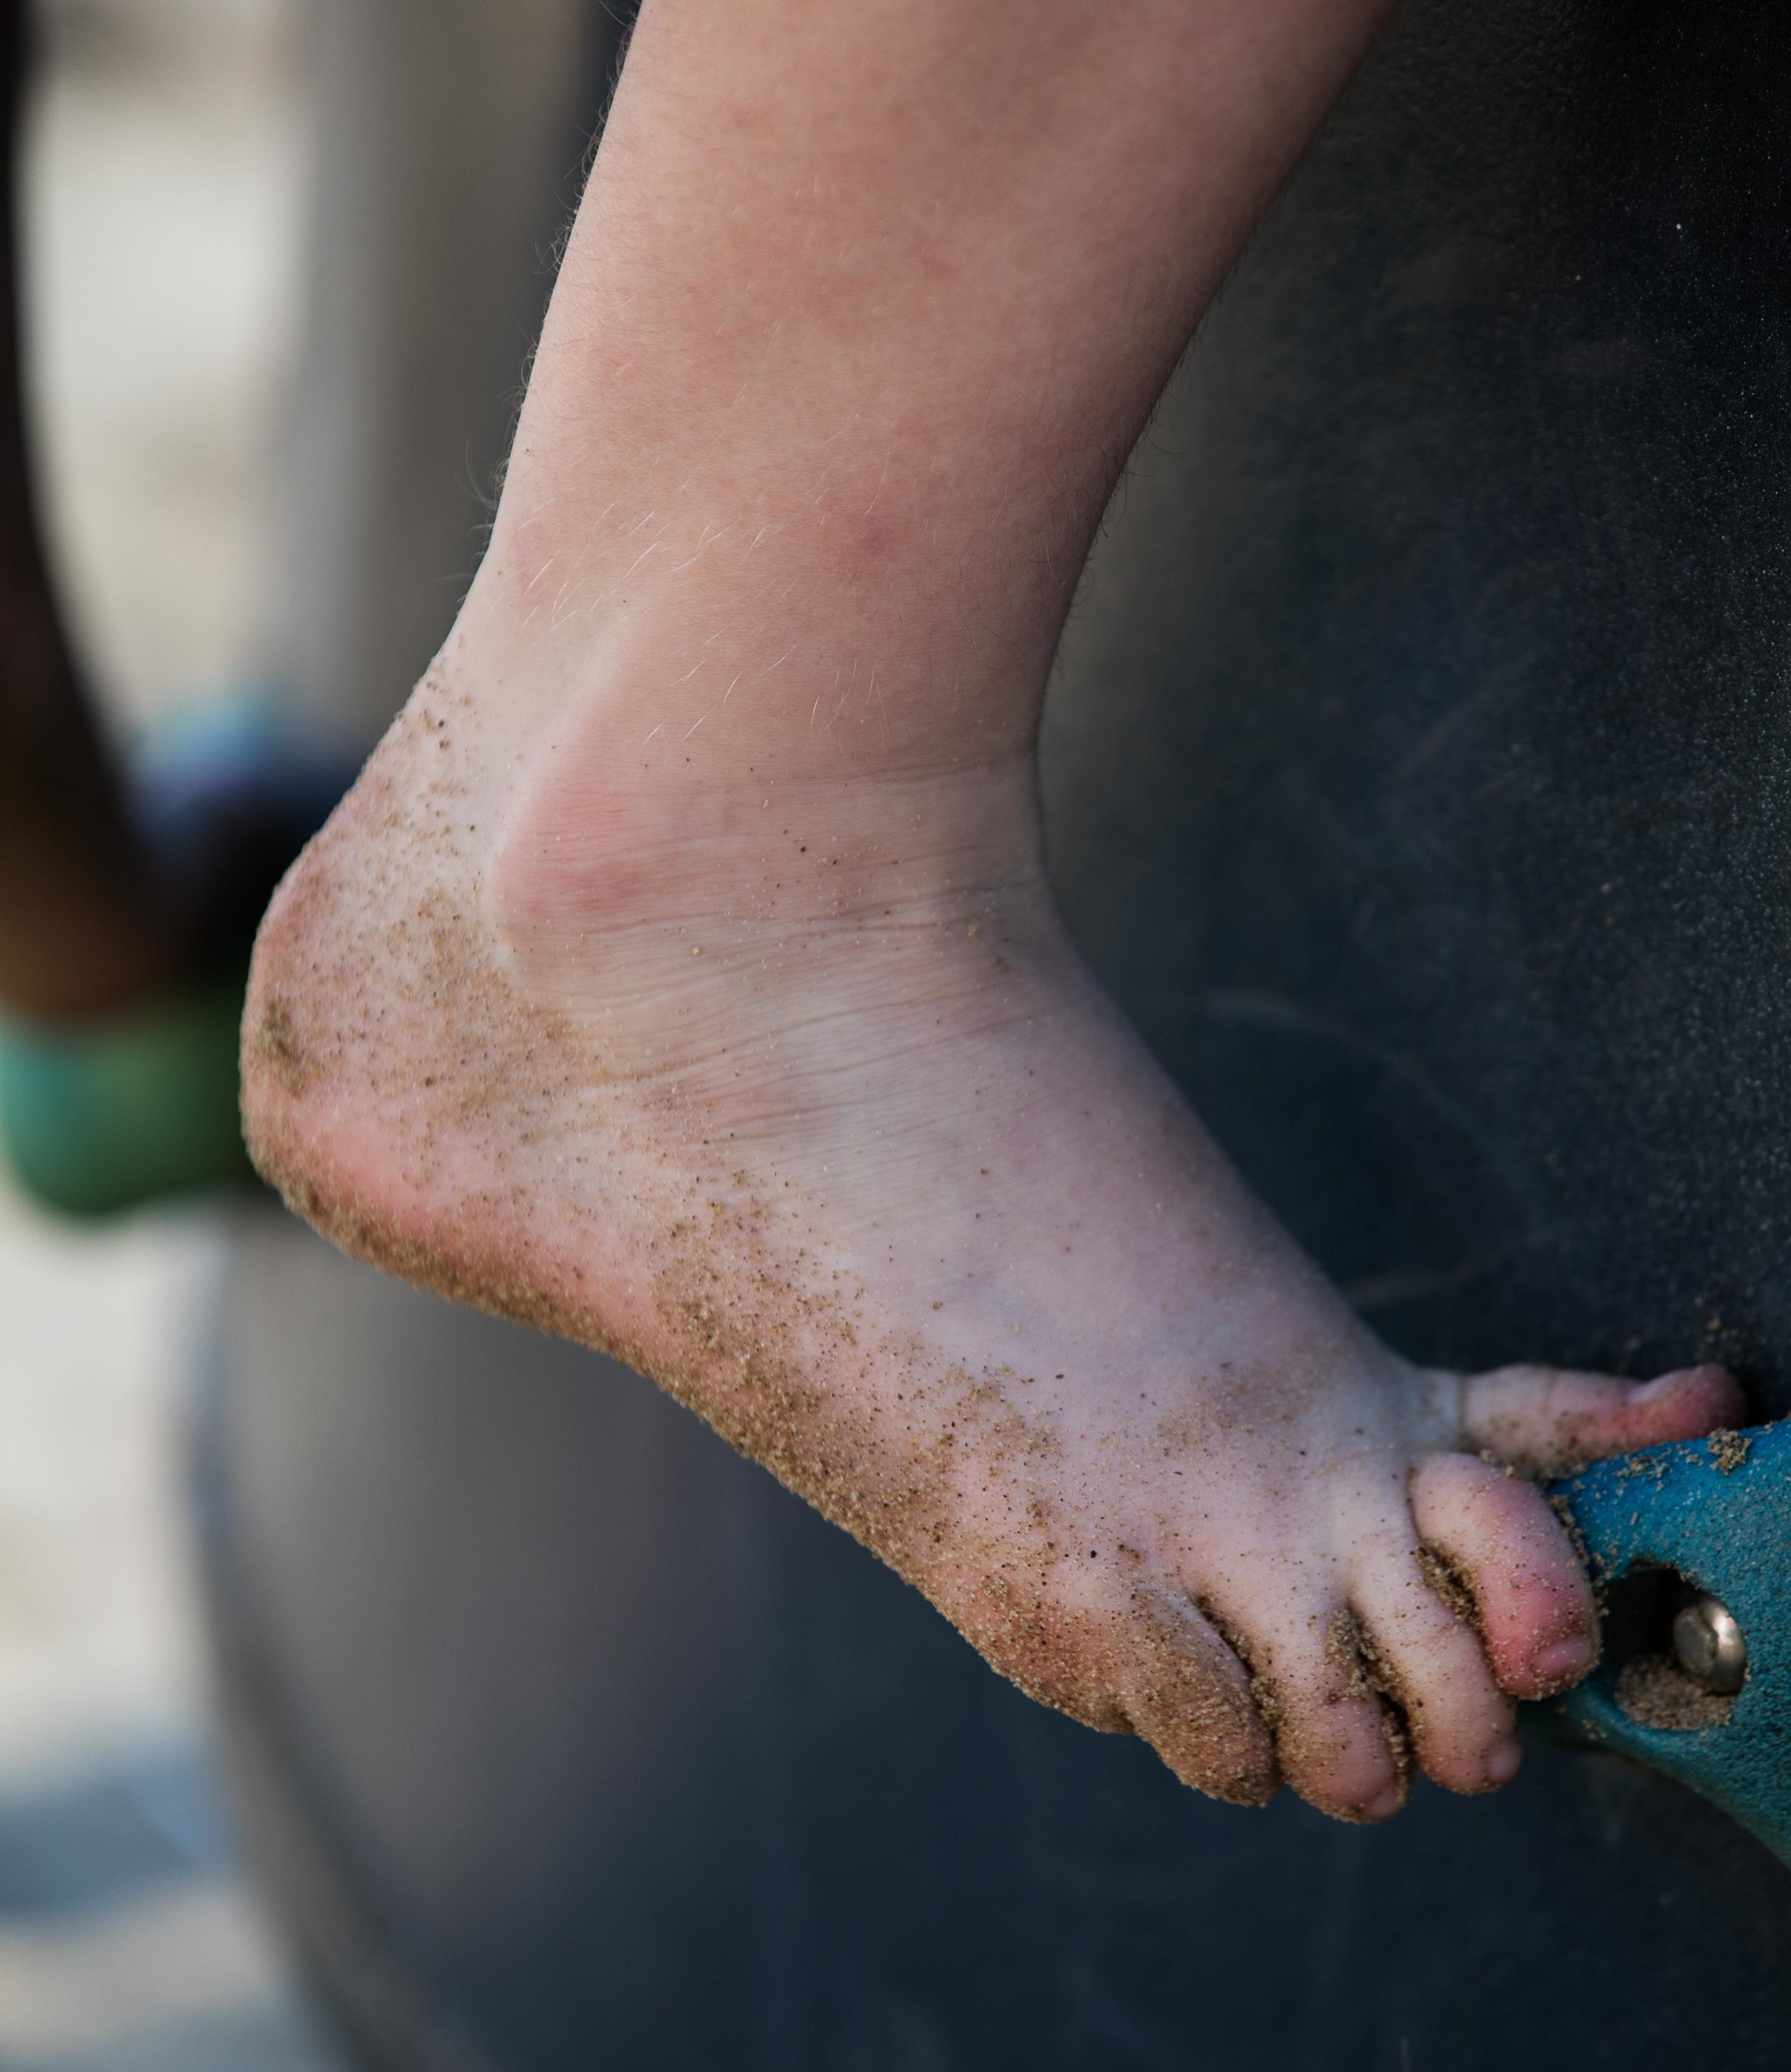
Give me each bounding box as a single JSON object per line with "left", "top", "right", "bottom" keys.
{"left": 241, "top": 0, "right": 1743, "bottom": 1821}
{"left": 241, "top": 625, "right": 1739, "bottom": 1818}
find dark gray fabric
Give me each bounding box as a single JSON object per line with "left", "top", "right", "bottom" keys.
{"left": 207, "top": 0, "right": 1791, "bottom": 2063}
{"left": 1049, "top": 0, "right": 1791, "bottom": 1409}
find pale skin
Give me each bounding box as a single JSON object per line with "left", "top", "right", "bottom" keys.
{"left": 241, "top": 0, "right": 1745, "bottom": 1821}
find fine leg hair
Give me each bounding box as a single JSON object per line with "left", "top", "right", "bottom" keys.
{"left": 244, "top": 0, "right": 1742, "bottom": 1819}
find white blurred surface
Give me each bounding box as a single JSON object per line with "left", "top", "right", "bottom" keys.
{"left": 26, "top": 0, "right": 307, "bottom": 736}
{"left": 0, "top": 1881, "right": 309, "bottom": 2061}
{"left": 0, "top": 1179, "right": 218, "bottom": 1780}
{"left": 0, "top": 4, "right": 343, "bottom": 2065}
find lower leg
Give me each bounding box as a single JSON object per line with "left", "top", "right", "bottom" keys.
{"left": 245, "top": 0, "right": 1741, "bottom": 1818}
{"left": 487, "top": 0, "right": 1390, "bottom": 789}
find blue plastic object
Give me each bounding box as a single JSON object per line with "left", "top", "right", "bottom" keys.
{"left": 1540, "top": 1419, "right": 1791, "bottom": 1866}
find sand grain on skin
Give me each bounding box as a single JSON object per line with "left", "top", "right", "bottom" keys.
{"left": 241, "top": 685, "right": 1279, "bottom": 1806}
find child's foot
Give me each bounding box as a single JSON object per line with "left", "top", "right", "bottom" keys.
{"left": 243, "top": 0, "right": 1742, "bottom": 1821}
{"left": 241, "top": 582, "right": 1740, "bottom": 1821}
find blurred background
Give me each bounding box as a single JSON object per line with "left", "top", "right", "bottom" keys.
{"left": 1, "top": 0, "right": 343, "bottom": 2063}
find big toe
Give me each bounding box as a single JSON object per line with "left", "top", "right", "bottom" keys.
{"left": 1408, "top": 1453, "right": 1598, "bottom": 1698}
{"left": 1459, "top": 1361, "right": 1744, "bottom": 1478}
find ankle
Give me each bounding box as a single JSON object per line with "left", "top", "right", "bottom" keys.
{"left": 489, "top": 700, "right": 1047, "bottom": 955}
{"left": 468, "top": 476, "right": 1053, "bottom": 784}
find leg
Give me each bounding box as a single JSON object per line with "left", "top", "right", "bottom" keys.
{"left": 0, "top": 0, "right": 164, "bottom": 1021}
{"left": 244, "top": 0, "right": 1741, "bottom": 1818}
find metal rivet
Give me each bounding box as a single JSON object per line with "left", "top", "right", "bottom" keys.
{"left": 1673, "top": 1592, "right": 1747, "bottom": 1696}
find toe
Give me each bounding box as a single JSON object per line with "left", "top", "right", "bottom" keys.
{"left": 1215, "top": 1594, "right": 1410, "bottom": 1822}
{"left": 1408, "top": 1452, "right": 1597, "bottom": 1697}
{"left": 1459, "top": 1362, "right": 1744, "bottom": 1477}
{"left": 1115, "top": 1583, "right": 1281, "bottom": 1807}
{"left": 1346, "top": 1528, "right": 1519, "bottom": 1795}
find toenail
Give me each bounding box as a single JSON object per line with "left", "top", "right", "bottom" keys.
{"left": 1533, "top": 1634, "right": 1595, "bottom": 1685}
{"left": 1363, "top": 1786, "right": 1403, "bottom": 1822}
{"left": 1485, "top": 1736, "right": 1522, "bottom": 1785}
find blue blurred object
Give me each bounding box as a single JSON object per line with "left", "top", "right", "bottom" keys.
{"left": 1539, "top": 1420, "right": 1791, "bottom": 1867}
{"left": 0, "top": 698, "right": 353, "bottom": 1216}
{"left": 0, "top": 980, "right": 259, "bottom": 1215}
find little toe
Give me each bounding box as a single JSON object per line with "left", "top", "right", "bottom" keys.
{"left": 1223, "top": 1598, "right": 1410, "bottom": 1822}
{"left": 1346, "top": 1536, "right": 1519, "bottom": 1795}
{"left": 1459, "top": 1361, "right": 1744, "bottom": 1477}
{"left": 1408, "top": 1452, "right": 1598, "bottom": 1697}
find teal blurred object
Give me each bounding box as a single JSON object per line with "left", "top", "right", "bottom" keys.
{"left": 0, "top": 978, "right": 254, "bottom": 1215}
{"left": 1539, "top": 1419, "right": 1791, "bottom": 1869}
{"left": 0, "top": 698, "right": 351, "bottom": 1218}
